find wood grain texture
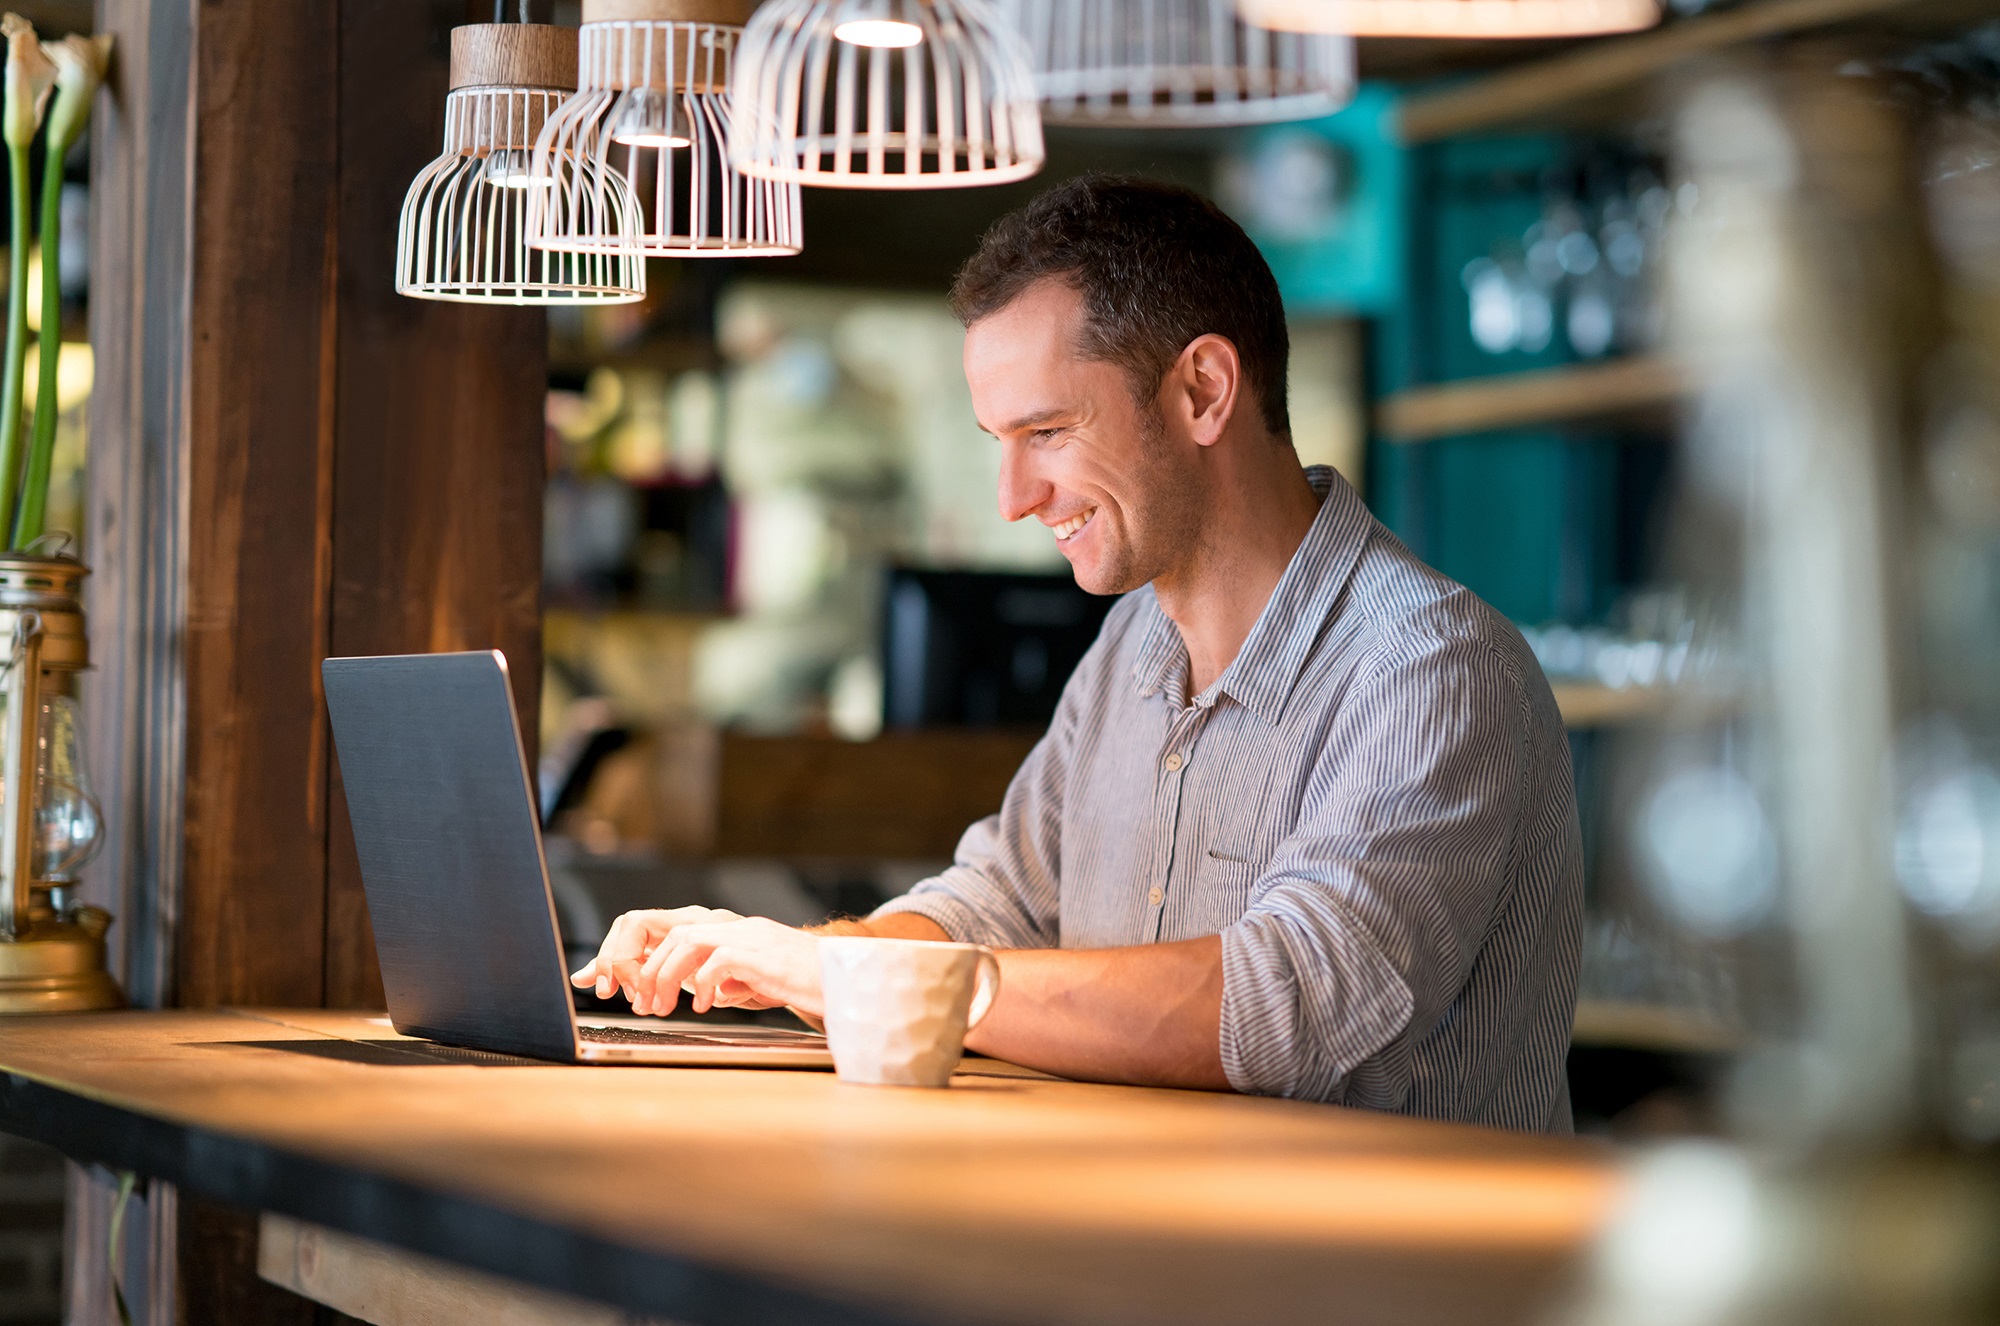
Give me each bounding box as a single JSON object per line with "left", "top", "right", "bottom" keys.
{"left": 450, "top": 23, "right": 578, "bottom": 90}
{"left": 180, "top": 0, "right": 340, "bottom": 1009}
{"left": 178, "top": 1197, "right": 319, "bottom": 1326}
{"left": 324, "top": 0, "right": 548, "bottom": 1010}
{"left": 0, "top": 1009, "right": 1623, "bottom": 1326}
{"left": 584, "top": 0, "right": 760, "bottom": 29}
{"left": 84, "top": 0, "right": 196, "bottom": 1012}
{"left": 715, "top": 731, "right": 1041, "bottom": 859}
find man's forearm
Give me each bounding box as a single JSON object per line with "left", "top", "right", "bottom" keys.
{"left": 814, "top": 913, "right": 953, "bottom": 941}
{"left": 967, "top": 937, "right": 1227, "bottom": 1090}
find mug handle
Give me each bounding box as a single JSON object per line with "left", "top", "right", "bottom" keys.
{"left": 966, "top": 947, "right": 1002, "bottom": 1030}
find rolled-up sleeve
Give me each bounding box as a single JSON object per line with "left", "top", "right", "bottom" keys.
{"left": 869, "top": 681, "right": 1077, "bottom": 950}
{"left": 1220, "top": 635, "right": 1530, "bottom": 1106}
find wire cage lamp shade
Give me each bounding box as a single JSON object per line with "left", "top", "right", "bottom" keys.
{"left": 397, "top": 25, "right": 646, "bottom": 304}
{"left": 728, "top": 0, "right": 1045, "bottom": 189}
{"left": 1001, "top": 0, "right": 1354, "bottom": 126}
{"left": 528, "top": 0, "right": 804, "bottom": 257}
{"left": 1234, "top": 0, "right": 1657, "bottom": 37}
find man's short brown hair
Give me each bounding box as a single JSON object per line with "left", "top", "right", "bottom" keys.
{"left": 949, "top": 175, "right": 1290, "bottom": 438}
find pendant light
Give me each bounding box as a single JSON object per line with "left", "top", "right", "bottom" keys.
{"left": 397, "top": 23, "right": 646, "bottom": 304}
{"left": 1235, "top": 0, "right": 1656, "bottom": 38}
{"left": 528, "top": 0, "right": 804, "bottom": 256}
{"left": 1001, "top": 0, "right": 1354, "bottom": 126}
{"left": 728, "top": 0, "right": 1044, "bottom": 189}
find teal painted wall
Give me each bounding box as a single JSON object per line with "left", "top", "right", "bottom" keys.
{"left": 1240, "top": 110, "right": 1646, "bottom": 628}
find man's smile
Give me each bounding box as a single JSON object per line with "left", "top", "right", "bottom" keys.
{"left": 1049, "top": 507, "right": 1097, "bottom": 542}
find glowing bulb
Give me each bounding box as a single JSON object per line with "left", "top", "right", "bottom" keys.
{"left": 481, "top": 148, "right": 551, "bottom": 189}
{"left": 611, "top": 88, "right": 694, "bottom": 149}
{"left": 833, "top": 18, "right": 924, "bottom": 46}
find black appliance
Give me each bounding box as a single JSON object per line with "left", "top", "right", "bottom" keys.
{"left": 881, "top": 568, "right": 1114, "bottom": 729}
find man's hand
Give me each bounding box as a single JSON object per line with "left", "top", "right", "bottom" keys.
{"left": 569, "top": 906, "right": 743, "bottom": 1006}
{"left": 571, "top": 909, "right": 824, "bottom": 1018}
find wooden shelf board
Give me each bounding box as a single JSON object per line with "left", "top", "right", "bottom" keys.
{"left": 1378, "top": 356, "right": 1683, "bottom": 443}
{"left": 1573, "top": 999, "right": 1745, "bottom": 1054}
{"left": 1554, "top": 681, "right": 1670, "bottom": 728}
{"left": 1397, "top": 0, "right": 1956, "bottom": 144}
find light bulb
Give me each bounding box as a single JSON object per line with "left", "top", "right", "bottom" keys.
{"left": 833, "top": 18, "right": 924, "bottom": 46}
{"left": 611, "top": 88, "right": 694, "bottom": 149}
{"left": 481, "top": 148, "right": 551, "bottom": 189}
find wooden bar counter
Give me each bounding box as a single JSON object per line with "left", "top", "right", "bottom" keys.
{"left": 0, "top": 1009, "right": 1624, "bottom": 1325}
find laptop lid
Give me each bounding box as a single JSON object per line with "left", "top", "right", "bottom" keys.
{"left": 322, "top": 651, "right": 580, "bottom": 1062}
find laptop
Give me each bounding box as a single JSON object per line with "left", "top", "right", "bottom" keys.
{"left": 322, "top": 650, "right": 834, "bottom": 1068}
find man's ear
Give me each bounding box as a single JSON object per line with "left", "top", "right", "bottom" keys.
{"left": 1172, "top": 334, "right": 1242, "bottom": 449}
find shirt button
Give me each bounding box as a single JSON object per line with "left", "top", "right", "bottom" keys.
{"left": 1163, "top": 752, "right": 1184, "bottom": 772}
{"left": 1148, "top": 887, "right": 1163, "bottom": 906}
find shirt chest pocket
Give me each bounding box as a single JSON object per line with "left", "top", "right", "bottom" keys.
{"left": 1193, "top": 841, "right": 1263, "bottom": 922}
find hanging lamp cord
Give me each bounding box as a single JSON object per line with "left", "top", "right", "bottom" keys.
{"left": 493, "top": 0, "right": 531, "bottom": 20}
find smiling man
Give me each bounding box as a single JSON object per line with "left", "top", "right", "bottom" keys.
{"left": 573, "top": 177, "right": 1584, "bottom": 1131}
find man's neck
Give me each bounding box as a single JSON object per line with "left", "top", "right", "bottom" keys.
{"left": 1153, "top": 456, "right": 1323, "bottom": 698}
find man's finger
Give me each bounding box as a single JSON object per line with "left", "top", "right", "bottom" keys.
{"left": 584, "top": 925, "right": 617, "bottom": 998}
{"left": 602, "top": 956, "right": 643, "bottom": 1009}
{"left": 629, "top": 935, "right": 682, "bottom": 1013}
{"left": 689, "top": 948, "right": 740, "bottom": 1013}
{"left": 644, "top": 935, "right": 717, "bottom": 1015}
{"left": 636, "top": 923, "right": 750, "bottom": 1012}
{"left": 631, "top": 938, "right": 696, "bottom": 1016}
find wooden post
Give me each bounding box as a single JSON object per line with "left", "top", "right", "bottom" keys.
{"left": 78, "top": 0, "right": 548, "bottom": 1320}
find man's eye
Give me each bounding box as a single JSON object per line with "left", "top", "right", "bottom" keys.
{"left": 1031, "top": 427, "right": 1063, "bottom": 442}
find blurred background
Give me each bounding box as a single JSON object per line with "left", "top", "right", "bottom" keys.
{"left": 23, "top": 0, "right": 2000, "bottom": 1316}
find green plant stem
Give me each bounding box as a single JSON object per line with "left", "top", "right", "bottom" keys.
{"left": 0, "top": 142, "right": 29, "bottom": 545}
{"left": 14, "top": 143, "right": 63, "bottom": 548}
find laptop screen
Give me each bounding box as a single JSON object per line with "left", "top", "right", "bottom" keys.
{"left": 323, "top": 651, "right": 580, "bottom": 1062}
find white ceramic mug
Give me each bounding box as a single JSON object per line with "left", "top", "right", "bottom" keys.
{"left": 817, "top": 937, "right": 1001, "bottom": 1088}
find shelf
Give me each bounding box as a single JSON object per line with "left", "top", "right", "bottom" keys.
{"left": 1554, "top": 681, "right": 1669, "bottom": 728}
{"left": 1397, "top": 0, "right": 1969, "bottom": 144}
{"left": 1572, "top": 999, "right": 1744, "bottom": 1054}
{"left": 1377, "top": 356, "right": 1683, "bottom": 443}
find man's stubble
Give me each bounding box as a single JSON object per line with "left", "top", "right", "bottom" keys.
{"left": 1091, "top": 400, "right": 1208, "bottom": 598}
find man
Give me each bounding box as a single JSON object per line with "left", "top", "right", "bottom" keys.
{"left": 573, "top": 177, "right": 1583, "bottom": 1132}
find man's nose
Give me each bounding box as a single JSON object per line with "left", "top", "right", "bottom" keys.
{"left": 996, "top": 441, "right": 1052, "bottom": 524}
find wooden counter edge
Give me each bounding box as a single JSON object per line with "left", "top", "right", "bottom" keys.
{"left": 0, "top": 1069, "right": 908, "bottom": 1326}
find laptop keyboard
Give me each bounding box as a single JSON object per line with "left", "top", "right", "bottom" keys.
{"left": 579, "top": 1024, "right": 825, "bottom": 1048}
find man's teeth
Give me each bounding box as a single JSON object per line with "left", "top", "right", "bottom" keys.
{"left": 1052, "top": 510, "right": 1095, "bottom": 541}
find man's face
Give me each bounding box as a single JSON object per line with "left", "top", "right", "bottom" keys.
{"left": 962, "top": 280, "right": 1202, "bottom": 596}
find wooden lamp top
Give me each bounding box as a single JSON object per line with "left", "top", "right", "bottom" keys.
{"left": 583, "top": 0, "right": 759, "bottom": 27}
{"left": 449, "top": 24, "right": 580, "bottom": 91}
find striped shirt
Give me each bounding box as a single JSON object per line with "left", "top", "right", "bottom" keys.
{"left": 875, "top": 466, "right": 1583, "bottom": 1132}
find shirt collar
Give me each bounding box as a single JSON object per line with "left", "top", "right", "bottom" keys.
{"left": 1131, "top": 466, "right": 1373, "bottom": 724}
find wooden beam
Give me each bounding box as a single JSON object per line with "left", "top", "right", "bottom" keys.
{"left": 1376, "top": 356, "right": 1682, "bottom": 442}
{"left": 180, "top": 1198, "right": 319, "bottom": 1326}
{"left": 178, "top": 0, "right": 340, "bottom": 1009}
{"left": 80, "top": 0, "right": 202, "bottom": 1318}
{"left": 322, "top": 0, "right": 547, "bottom": 1011}
{"left": 259, "top": 1214, "right": 675, "bottom": 1326}
{"left": 1397, "top": 0, "right": 1937, "bottom": 143}
{"left": 86, "top": 0, "right": 196, "bottom": 1011}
